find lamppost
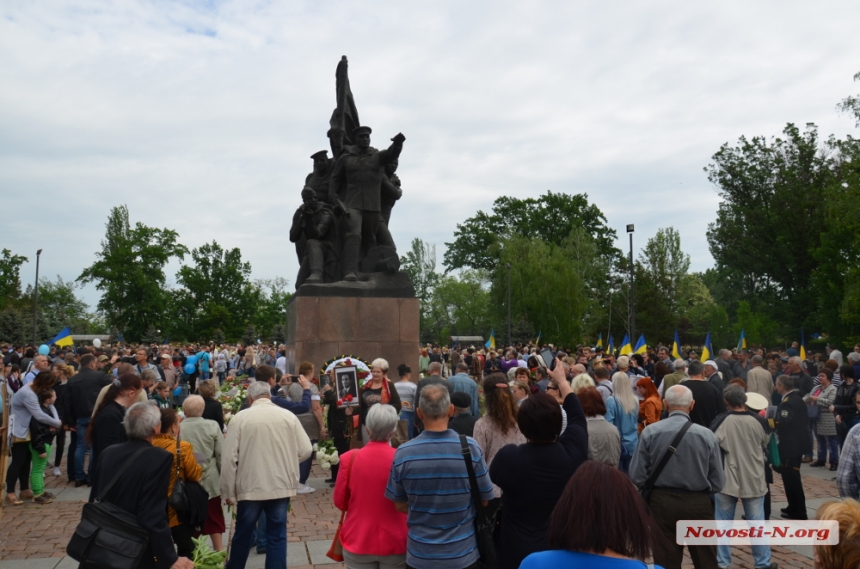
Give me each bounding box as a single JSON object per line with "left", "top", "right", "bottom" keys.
{"left": 32, "top": 249, "right": 42, "bottom": 346}
{"left": 506, "top": 263, "right": 512, "bottom": 347}
{"left": 626, "top": 225, "right": 635, "bottom": 342}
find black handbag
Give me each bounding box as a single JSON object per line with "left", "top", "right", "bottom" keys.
{"left": 168, "top": 437, "right": 190, "bottom": 513}
{"left": 640, "top": 420, "right": 693, "bottom": 504}
{"left": 67, "top": 447, "right": 152, "bottom": 569}
{"left": 459, "top": 435, "right": 498, "bottom": 569}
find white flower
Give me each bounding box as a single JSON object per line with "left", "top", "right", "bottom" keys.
{"left": 330, "top": 456, "right": 340, "bottom": 465}
{"left": 330, "top": 450, "right": 338, "bottom": 459}
{"left": 312, "top": 443, "right": 319, "bottom": 452}
{"left": 319, "top": 461, "right": 331, "bottom": 470}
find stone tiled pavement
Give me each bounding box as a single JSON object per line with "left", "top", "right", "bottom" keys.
{"left": 1, "top": 446, "right": 836, "bottom": 569}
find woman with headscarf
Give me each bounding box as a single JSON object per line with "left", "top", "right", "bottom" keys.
{"left": 604, "top": 372, "right": 639, "bottom": 473}
{"left": 358, "top": 358, "right": 401, "bottom": 445}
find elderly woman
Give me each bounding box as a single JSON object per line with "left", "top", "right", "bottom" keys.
{"left": 358, "top": 358, "right": 401, "bottom": 445}
{"left": 512, "top": 380, "right": 531, "bottom": 407}
{"left": 808, "top": 369, "right": 839, "bottom": 470}
{"left": 87, "top": 403, "right": 195, "bottom": 569}
{"left": 197, "top": 380, "right": 225, "bottom": 432}
{"left": 605, "top": 372, "right": 639, "bottom": 473}
{"left": 181, "top": 395, "right": 225, "bottom": 551}
{"left": 6, "top": 371, "right": 61, "bottom": 506}
{"left": 490, "top": 357, "right": 588, "bottom": 569}
{"left": 571, "top": 373, "right": 595, "bottom": 393}
{"left": 88, "top": 373, "right": 144, "bottom": 484}
{"left": 418, "top": 349, "right": 430, "bottom": 377}
{"left": 289, "top": 361, "right": 326, "bottom": 494}
{"left": 152, "top": 409, "right": 203, "bottom": 558}
{"left": 577, "top": 387, "right": 620, "bottom": 466}
{"left": 333, "top": 404, "right": 407, "bottom": 569}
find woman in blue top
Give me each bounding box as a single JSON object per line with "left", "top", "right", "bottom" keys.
{"left": 604, "top": 371, "right": 639, "bottom": 473}
{"left": 519, "top": 461, "right": 664, "bottom": 569}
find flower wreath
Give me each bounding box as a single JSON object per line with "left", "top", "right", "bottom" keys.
{"left": 322, "top": 355, "right": 372, "bottom": 388}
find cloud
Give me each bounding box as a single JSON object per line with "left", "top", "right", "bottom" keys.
{"left": 1, "top": 0, "right": 857, "bottom": 308}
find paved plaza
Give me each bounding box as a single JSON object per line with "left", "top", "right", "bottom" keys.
{"left": 1, "top": 445, "right": 834, "bottom": 569}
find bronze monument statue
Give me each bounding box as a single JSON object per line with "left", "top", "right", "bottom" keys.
{"left": 290, "top": 56, "right": 407, "bottom": 292}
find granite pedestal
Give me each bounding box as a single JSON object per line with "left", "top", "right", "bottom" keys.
{"left": 284, "top": 279, "right": 419, "bottom": 375}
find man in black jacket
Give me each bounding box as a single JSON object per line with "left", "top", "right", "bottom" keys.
{"left": 66, "top": 354, "right": 111, "bottom": 486}
{"left": 774, "top": 374, "right": 812, "bottom": 520}
{"left": 89, "top": 402, "right": 193, "bottom": 569}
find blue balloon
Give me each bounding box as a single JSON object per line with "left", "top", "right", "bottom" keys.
{"left": 186, "top": 356, "right": 198, "bottom": 365}
{"left": 38, "top": 344, "right": 50, "bottom": 355}
{"left": 184, "top": 363, "right": 196, "bottom": 375}
{"left": 173, "top": 386, "right": 182, "bottom": 396}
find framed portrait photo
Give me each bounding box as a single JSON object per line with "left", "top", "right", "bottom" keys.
{"left": 336, "top": 366, "right": 359, "bottom": 407}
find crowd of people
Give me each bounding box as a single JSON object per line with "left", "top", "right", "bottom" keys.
{"left": 3, "top": 339, "right": 860, "bottom": 569}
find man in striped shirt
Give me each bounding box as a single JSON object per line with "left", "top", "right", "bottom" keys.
{"left": 386, "top": 383, "right": 494, "bottom": 569}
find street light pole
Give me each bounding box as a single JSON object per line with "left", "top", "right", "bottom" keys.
{"left": 32, "top": 249, "right": 43, "bottom": 346}
{"left": 506, "top": 263, "right": 512, "bottom": 347}
{"left": 626, "top": 225, "right": 635, "bottom": 342}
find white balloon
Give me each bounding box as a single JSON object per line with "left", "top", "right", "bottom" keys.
{"left": 93, "top": 338, "right": 102, "bottom": 348}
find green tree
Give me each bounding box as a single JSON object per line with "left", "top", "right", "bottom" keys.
{"left": 633, "top": 228, "right": 691, "bottom": 345}
{"left": 252, "top": 277, "right": 292, "bottom": 341}
{"left": 493, "top": 227, "right": 605, "bottom": 347}
{"left": 400, "top": 238, "right": 440, "bottom": 338}
{"left": 0, "top": 249, "right": 28, "bottom": 308}
{"left": 430, "top": 270, "right": 493, "bottom": 340}
{"left": 444, "top": 191, "right": 620, "bottom": 272}
{"left": 175, "top": 241, "right": 256, "bottom": 340}
{"left": 22, "top": 276, "right": 92, "bottom": 334}
{"left": 706, "top": 123, "right": 835, "bottom": 334}
{"left": 837, "top": 71, "right": 860, "bottom": 127}
{"left": 78, "top": 205, "right": 187, "bottom": 342}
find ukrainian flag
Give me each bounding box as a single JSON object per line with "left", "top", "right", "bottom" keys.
{"left": 619, "top": 334, "right": 633, "bottom": 356}
{"left": 800, "top": 329, "right": 807, "bottom": 361}
{"left": 485, "top": 330, "right": 495, "bottom": 350}
{"left": 49, "top": 327, "right": 73, "bottom": 348}
{"left": 633, "top": 334, "right": 647, "bottom": 355}
{"left": 701, "top": 332, "right": 713, "bottom": 361}
{"left": 607, "top": 335, "right": 615, "bottom": 356}
{"left": 535, "top": 331, "right": 541, "bottom": 345}
{"left": 737, "top": 329, "right": 747, "bottom": 351}
{"left": 672, "top": 329, "right": 682, "bottom": 360}
{"left": 596, "top": 333, "right": 603, "bottom": 349}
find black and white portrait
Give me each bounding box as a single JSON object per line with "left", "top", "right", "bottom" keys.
{"left": 336, "top": 366, "right": 359, "bottom": 406}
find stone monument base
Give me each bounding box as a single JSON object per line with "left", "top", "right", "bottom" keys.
{"left": 284, "top": 293, "right": 419, "bottom": 377}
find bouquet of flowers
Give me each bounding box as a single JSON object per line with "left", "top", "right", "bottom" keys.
{"left": 315, "top": 439, "right": 340, "bottom": 471}
{"left": 219, "top": 374, "right": 250, "bottom": 425}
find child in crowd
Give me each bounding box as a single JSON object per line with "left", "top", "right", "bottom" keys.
{"left": 152, "top": 381, "right": 173, "bottom": 409}
{"left": 29, "top": 389, "right": 59, "bottom": 504}
{"left": 215, "top": 354, "right": 227, "bottom": 385}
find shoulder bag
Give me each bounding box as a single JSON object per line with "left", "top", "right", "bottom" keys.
{"left": 326, "top": 449, "right": 358, "bottom": 562}
{"left": 640, "top": 420, "right": 693, "bottom": 504}
{"left": 460, "top": 435, "right": 498, "bottom": 569}
{"left": 67, "top": 447, "right": 152, "bottom": 569}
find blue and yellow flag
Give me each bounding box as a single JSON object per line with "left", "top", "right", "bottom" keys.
{"left": 49, "top": 326, "right": 73, "bottom": 348}
{"left": 800, "top": 329, "right": 807, "bottom": 361}
{"left": 737, "top": 329, "right": 747, "bottom": 351}
{"left": 633, "top": 334, "right": 647, "bottom": 355}
{"left": 607, "top": 335, "right": 615, "bottom": 356}
{"left": 535, "top": 331, "right": 541, "bottom": 345}
{"left": 672, "top": 329, "right": 682, "bottom": 360}
{"left": 485, "top": 330, "right": 495, "bottom": 350}
{"left": 619, "top": 334, "right": 632, "bottom": 356}
{"left": 596, "top": 333, "right": 603, "bottom": 349}
{"left": 701, "top": 332, "right": 713, "bottom": 361}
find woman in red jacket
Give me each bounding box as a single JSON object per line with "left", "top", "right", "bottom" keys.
{"left": 333, "top": 404, "right": 407, "bottom": 568}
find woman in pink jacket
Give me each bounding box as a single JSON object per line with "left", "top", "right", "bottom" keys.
{"left": 333, "top": 404, "right": 407, "bottom": 568}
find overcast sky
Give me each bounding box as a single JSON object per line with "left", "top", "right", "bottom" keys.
{"left": 2, "top": 1, "right": 858, "bottom": 310}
